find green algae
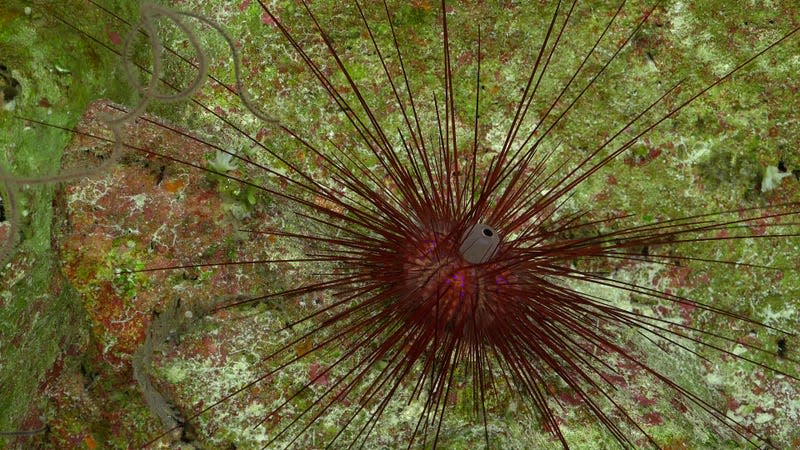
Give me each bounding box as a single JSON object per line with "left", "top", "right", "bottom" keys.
{"left": 0, "top": 0, "right": 138, "bottom": 445}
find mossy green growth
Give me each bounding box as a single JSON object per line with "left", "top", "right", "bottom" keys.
{"left": 0, "top": 0, "right": 137, "bottom": 443}
{"left": 206, "top": 149, "right": 268, "bottom": 221}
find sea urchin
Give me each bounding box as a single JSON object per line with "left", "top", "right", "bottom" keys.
{"left": 3, "top": 0, "right": 800, "bottom": 448}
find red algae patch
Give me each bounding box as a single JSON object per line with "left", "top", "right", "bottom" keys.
{"left": 56, "top": 100, "right": 278, "bottom": 371}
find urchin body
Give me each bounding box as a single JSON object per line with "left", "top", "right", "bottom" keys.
{"left": 396, "top": 222, "right": 514, "bottom": 341}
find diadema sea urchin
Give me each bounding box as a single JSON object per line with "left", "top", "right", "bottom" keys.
{"left": 3, "top": 0, "right": 800, "bottom": 448}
